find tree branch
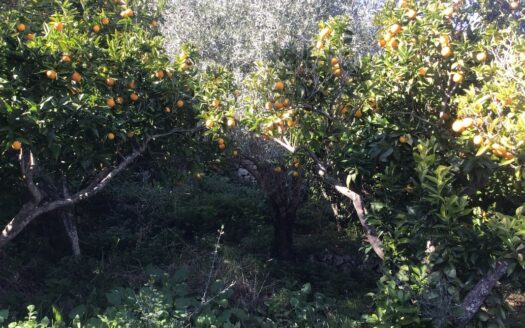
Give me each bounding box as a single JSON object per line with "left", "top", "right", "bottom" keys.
{"left": 455, "top": 260, "right": 509, "bottom": 328}
{"left": 0, "top": 126, "right": 200, "bottom": 250}
{"left": 270, "top": 139, "right": 385, "bottom": 260}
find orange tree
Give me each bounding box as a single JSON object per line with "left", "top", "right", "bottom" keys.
{"left": 238, "top": 1, "right": 525, "bottom": 325}
{"left": 0, "top": 0, "right": 204, "bottom": 251}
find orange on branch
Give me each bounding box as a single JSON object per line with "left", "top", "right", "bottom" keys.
{"left": 54, "top": 22, "right": 64, "bottom": 31}
{"left": 176, "top": 99, "right": 184, "bottom": 108}
{"left": 92, "top": 24, "right": 101, "bottom": 33}
{"left": 71, "top": 71, "right": 82, "bottom": 82}
{"left": 16, "top": 23, "right": 26, "bottom": 32}
{"left": 452, "top": 72, "right": 464, "bottom": 83}
{"left": 405, "top": 9, "right": 417, "bottom": 20}
{"left": 46, "top": 69, "right": 57, "bottom": 80}
{"left": 227, "top": 118, "right": 236, "bottom": 128}
{"left": 102, "top": 17, "right": 110, "bottom": 25}
{"left": 476, "top": 52, "right": 488, "bottom": 62}
{"left": 452, "top": 120, "right": 464, "bottom": 132}
{"left": 11, "top": 141, "right": 22, "bottom": 151}
{"left": 107, "top": 132, "right": 115, "bottom": 141}
{"left": 274, "top": 81, "right": 285, "bottom": 91}
{"left": 441, "top": 46, "right": 453, "bottom": 58}
{"left": 389, "top": 23, "right": 402, "bottom": 35}
{"left": 130, "top": 93, "right": 139, "bottom": 102}
{"left": 106, "top": 78, "right": 116, "bottom": 87}
{"left": 106, "top": 97, "right": 116, "bottom": 108}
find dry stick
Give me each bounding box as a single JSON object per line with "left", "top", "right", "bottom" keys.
{"left": 201, "top": 225, "right": 225, "bottom": 304}
{"left": 0, "top": 125, "right": 202, "bottom": 249}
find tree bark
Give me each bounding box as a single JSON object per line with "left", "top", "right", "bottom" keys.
{"left": 272, "top": 206, "right": 295, "bottom": 259}
{"left": 455, "top": 260, "right": 509, "bottom": 327}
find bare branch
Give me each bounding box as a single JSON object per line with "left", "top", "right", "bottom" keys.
{"left": 0, "top": 125, "right": 201, "bottom": 250}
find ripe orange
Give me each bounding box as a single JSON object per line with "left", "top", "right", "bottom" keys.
{"left": 130, "top": 93, "right": 139, "bottom": 101}
{"left": 441, "top": 46, "right": 453, "bottom": 58}
{"left": 274, "top": 101, "right": 284, "bottom": 110}
{"left": 116, "top": 96, "right": 124, "bottom": 104}
{"left": 287, "top": 119, "right": 296, "bottom": 127}
{"left": 212, "top": 99, "right": 221, "bottom": 108}
{"left": 399, "top": 136, "right": 408, "bottom": 144}
{"left": 107, "top": 132, "right": 115, "bottom": 141}
{"left": 333, "top": 68, "right": 342, "bottom": 77}
{"left": 46, "top": 69, "right": 57, "bottom": 80}
{"left": 319, "top": 27, "right": 332, "bottom": 39}
{"left": 510, "top": 1, "right": 519, "bottom": 10}
{"left": 232, "top": 150, "right": 239, "bottom": 157}
{"left": 354, "top": 110, "right": 363, "bottom": 118}
{"left": 176, "top": 99, "right": 184, "bottom": 108}
{"left": 439, "top": 35, "right": 450, "bottom": 46}
{"left": 274, "top": 166, "right": 282, "bottom": 173}
{"left": 120, "top": 8, "right": 134, "bottom": 17}
{"left": 439, "top": 111, "right": 450, "bottom": 120}
{"left": 128, "top": 80, "right": 137, "bottom": 89}
{"left": 71, "top": 71, "right": 82, "bottom": 82}
{"left": 92, "top": 24, "right": 101, "bottom": 33}
{"left": 503, "top": 151, "right": 514, "bottom": 160}
{"left": 150, "top": 20, "right": 159, "bottom": 28}
{"left": 265, "top": 102, "right": 273, "bottom": 111}
{"left": 217, "top": 138, "right": 225, "bottom": 145}
{"left": 389, "top": 23, "right": 402, "bottom": 35}
{"left": 418, "top": 67, "right": 428, "bottom": 77}
{"left": 106, "top": 78, "right": 116, "bottom": 87}
{"left": 11, "top": 140, "right": 22, "bottom": 151}
{"left": 61, "top": 54, "right": 71, "bottom": 62}
{"left": 180, "top": 62, "right": 191, "bottom": 71}
{"left": 155, "top": 70, "right": 165, "bottom": 79}
{"left": 384, "top": 31, "right": 393, "bottom": 42}
{"left": 331, "top": 57, "right": 340, "bottom": 66}
{"left": 102, "top": 17, "right": 110, "bottom": 25}
{"left": 476, "top": 52, "right": 487, "bottom": 62}
{"left": 218, "top": 143, "right": 226, "bottom": 151}
{"left": 164, "top": 107, "right": 171, "bottom": 113}
{"left": 292, "top": 170, "right": 300, "bottom": 177}
{"left": 389, "top": 39, "right": 399, "bottom": 48}
{"left": 205, "top": 119, "right": 214, "bottom": 129}
{"left": 473, "top": 135, "right": 483, "bottom": 145}
{"left": 26, "top": 33, "right": 35, "bottom": 41}
{"left": 378, "top": 39, "right": 387, "bottom": 48}
{"left": 452, "top": 120, "right": 464, "bottom": 132}
{"left": 283, "top": 98, "right": 290, "bottom": 107}
{"left": 227, "top": 118, "right": 236, "bottom": 128}
{"left": 16, "top": 23, "right": 26, "bottom": 32}
{"left": 106, "top": 97, "right": 116, "bottom": 108}
{"left": 462, "top": 117, "right": 474, "bottom": 128}
{"left": 54, "top": 22, "right": 64, "bottom": 31}
{"left": 452, "top": 72, "right": 464, "bottom": 83}
{"left": 167, "top": 70, "right": 174, "bottom": 78}
{"left": 274, "top": 81, "right": 285, "bottom": 91}
{"left": 505, "top": 98, "right": 513, "bottom": 106}
{"left": 405, "top": 9, "right": 417, "bottom": 20}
